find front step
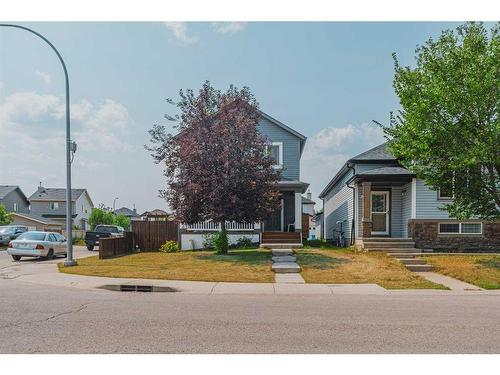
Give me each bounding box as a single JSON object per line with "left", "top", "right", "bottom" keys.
{"left": 369, "top": 248, "right": 421, "bottom": 253}
{"left": 261, "top": 243, "right": 303, "bottom": 249}
{"left": 388, "top": 253, "right": 417, "bottom": 259}
{"left": 400, "top": 258, "right": 427, "bottom": 265}
{"left": 272, "top": 262, "right": 301, "bottom": 273}
{"left": 363, "top": 242, "right": 416, "bottom": 249}
{"left": 405, "top": 264, "right": 434, "bottom": 272}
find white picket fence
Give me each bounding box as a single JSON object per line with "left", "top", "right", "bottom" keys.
{"left": 180, "top": 221, "right": 259, "bottom": 232}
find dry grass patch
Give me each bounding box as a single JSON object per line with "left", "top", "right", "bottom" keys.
{"left": 423, "top": 255, "right": 500, "bottom": 289}
{"left": 58, "top": 249, "right": 274, "bottom": 283}
{"left": 296, "top": 248, "right": 447, "bottom": 289}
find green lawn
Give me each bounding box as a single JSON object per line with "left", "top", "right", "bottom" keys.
{"left": 423, "top": 255, "right": 500, "bottom": 289}
{"left": 58, "top": 248, "right": 274, "bottom": 283}
{"left": 296, "top": 248, "right": 447, "bottom": 289}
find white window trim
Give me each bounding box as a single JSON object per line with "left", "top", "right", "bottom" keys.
{"left": 13, "top": 203, "right": 18, "bottom": 212}
{"left": 438, "top": 222, "right": 482, "bottom": 235}
{"left": 437, "top": 188, "right": 453, "bottom": 200}
{"left": 271, "top": 142, "right": 283, "bottom": 169}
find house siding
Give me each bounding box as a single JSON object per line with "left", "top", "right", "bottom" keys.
{"left": 30, "top": 201, "right": 73, "bottom": 217}
{"left": 0, "top": 189, "right": 29, "bottom": 214}
{"left": 323, "top": 170, "right": 354, "bottom": 241}
{"left": 415, "top": 179, "right": 451, "bottom": 219}
{"left": 390, "top": 186, "right": 403, "bottom": 237}
{"left": 258, "top": 116, "right": 301, "bottom": 181}
{"left": 401, "top": 182, "right": 412, "bottom": 238}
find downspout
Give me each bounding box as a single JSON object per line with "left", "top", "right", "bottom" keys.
{"left": 345, "top": 163, "right": 356, "bottom": 246}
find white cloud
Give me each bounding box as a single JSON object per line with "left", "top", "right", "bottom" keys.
{"left": 0, "top": 91, "right": 134, "bottom": 191}
{"left": 163, "top": 22, "right": 197, "bottom": 44}
{"left": 212, "top": 22, "right": 247, "bottom": 34}
{"left": 301, "top": 123, "right": 386, "bottom": 202}
{"left": 35, "top": 70, "right": 52, "bottom": 85}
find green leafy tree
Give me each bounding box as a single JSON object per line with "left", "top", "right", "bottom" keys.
{"left": 113, "top": 214, "right": 131, "bottom": 230}
{"left": 382, "top": 22, "right": 499, "bottom": 219}
{"left": 0, "top": 204, "right": 13, "bottom": 226}
{"left": 88, "top": 207, "right": 114, "bottom": 230}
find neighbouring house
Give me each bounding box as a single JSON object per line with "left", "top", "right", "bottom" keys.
{"left": 301, "top": 191, "right": 316, "bottom": 240}
{"left": 179, "top": 110, "right": 309, "bottom": 250}
{"left": 28, "top": 186, "right": 94, "bottom": 230}
{"left": 10, "top": 212, "right": 63, "bottom": 232}
{"left": 319, "top": 142, "right": 500, "bottom": 252}
{"left": 115, "top": 206, "right": 141, "bottom": 221}
{"left": 302, "top": 191, "right": 315, "bottom": 215}
{"left": 141, "top": 209, "right": 170, "bottom": 221}
{"left": 0, "top": 185, "right": 30, "bottom": 214}
{"left": 310, "top": 212, "right": 323, "bottom": 240}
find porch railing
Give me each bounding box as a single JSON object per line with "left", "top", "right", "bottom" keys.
{"left": 180, "top": 221, "right": 259, "bottom": 232}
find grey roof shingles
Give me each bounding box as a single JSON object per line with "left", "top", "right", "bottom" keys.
{"left": 350, "top": 142, "right": 396, "bottom": 161}
{"left": 357, "top": 166, "right": 413, "bottom": 176}
{"left": 115, "top": 207, "right": 140, "bottom": 217}
{"left": 29, "top": 187, "right": 87, "bottom": 202}
{"left": 0, "top": 185, "right": 18, "bottom": 200}
{"left": 302, "top": 196, "right": 316, "bottom": 204}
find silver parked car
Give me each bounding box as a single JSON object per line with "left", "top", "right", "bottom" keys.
{"left": 7, "top": 231, "right": 67, "bottom": 261}
{"left": 0, "top": 225, "right": 28, "bottom": 246}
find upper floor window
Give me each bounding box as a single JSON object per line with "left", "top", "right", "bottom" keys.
{"left": 437, "top": 188, "right": 453, "bottom": 200}
{"left": 13, "top": 203, "right": 17, "bottom": 212}
{"left": 269, "top": 142, "right": 283, "bottom": 168}
{"left": 51, "top": 202, "right": 59, "bottom": 210}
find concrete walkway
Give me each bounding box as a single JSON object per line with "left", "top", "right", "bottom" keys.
{"left": 416, "top": 272, "right": 484, "bottom": 291}
{"left": 271, "top": 248, "right": 305, "bottom": 284}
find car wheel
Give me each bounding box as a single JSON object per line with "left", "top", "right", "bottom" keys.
{"left": 46, "top": 249, "right": 54, "bottom": 260}
{"left": 11, "top": 255, "right": 21, "bottom": 261}
{"left": 87, "top": 245, "right": 94, "bottom": 251}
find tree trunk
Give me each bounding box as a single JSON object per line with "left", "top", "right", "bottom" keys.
{"left": 219, "top": 220, "right": 229, "bottom": 254}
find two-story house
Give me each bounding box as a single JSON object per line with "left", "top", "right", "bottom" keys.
{"left": 0, "top": 185, "right": 30, "bottom": 214}
{"left": 179, "top": 110, "right": 309, "bottom": 250}
{"left": 319, "top": 142, "right": 499, "bottom": 252}
{"left": 28, "top": 186, "right": 94, "bottom": 230}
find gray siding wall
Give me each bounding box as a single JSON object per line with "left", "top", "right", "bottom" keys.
{"left": 0, "top": 189, "right": 29, "bottom": 214}
{"left": 415, "top": 179, "right": 452, "bottom": 219}
{"left": 258, "top": 117, "right": 301, "bottom": 181}
{"left": 401, "top": 182, "right": 412, "bottom": 238}
{"left": 323, "top": 171, "right": 354, "bottom": 240}
{"left": 30, "top": 201, "right": 75, "bottom": 216}
{"left": 390, "top": 186, "right": 403, "bottom": 237}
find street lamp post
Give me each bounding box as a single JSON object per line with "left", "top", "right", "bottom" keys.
{"left": 113, "top": 198, "right": 119, "bottom": 214}
{"left": 0, "top": 23, "right": 77, "bottom": 266}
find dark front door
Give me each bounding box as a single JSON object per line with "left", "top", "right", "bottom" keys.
{"left": 264, "top": 206, "right": 282, "bottom": 231}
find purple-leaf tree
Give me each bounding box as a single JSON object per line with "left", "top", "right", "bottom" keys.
{"left": 146, "top": 81, "right": 281, "bottom": 253}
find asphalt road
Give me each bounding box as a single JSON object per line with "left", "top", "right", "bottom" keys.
{"left": 0, "top": 249, "right": 499, "bottom": 354}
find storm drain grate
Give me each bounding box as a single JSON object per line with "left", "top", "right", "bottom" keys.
{"left": 98, "top": 284, "right": 178, "bottom": 293}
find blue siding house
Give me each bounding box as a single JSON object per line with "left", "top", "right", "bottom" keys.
{"left": 319, "top": 143, "right": 499, "bottom": 252}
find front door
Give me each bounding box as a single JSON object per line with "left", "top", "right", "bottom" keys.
{"left": 371, "top": 191, "right": 389, "bottom": 235}
{"left": 264, "top": 199, "right": 283, "bottom": 231}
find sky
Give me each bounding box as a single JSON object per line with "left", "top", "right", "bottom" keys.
{"left": 0, "top": 21, "right": 467, "bottom": 212}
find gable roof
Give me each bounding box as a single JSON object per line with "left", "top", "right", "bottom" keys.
{"left": 357, "top": 166, "right": 413, "bottom": 176}
{"left": 141, "top": 209, "right": 169, "bottom": 217}
{"left": 319, "top": 142, "right": 400, "bottom": 199}
{"left": 115, "top": 207, "right": 140, "bottom": 217}
{"left": 349, "top": 142, "right": 396, "bottom": 162}
{"left": 11, "top": 212, "right": 61, "bottom": 225}
{"left": 29, "top": 187, "right": 87, "bottom": 202}
{"left": 0, "top": 185, "right": 29, "bottom": 204}
{"left": 258, "top": 110, "right": 307, "bottom": 153}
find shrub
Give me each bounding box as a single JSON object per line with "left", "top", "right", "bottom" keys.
{"left": 159, "top": 240, "right": 179, "bottom": 253}
{"left": 202, "top": 234, "right": 214, "bottom": 249}
{"left": 212, "top": 231, "right": 228, "bottom": 254}
{"left": 235, "top": 236, "right": 253, "bottom": 248}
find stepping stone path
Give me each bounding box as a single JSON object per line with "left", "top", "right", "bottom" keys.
{"left": 271, "top": 248, "right": 305, "bottom": 283}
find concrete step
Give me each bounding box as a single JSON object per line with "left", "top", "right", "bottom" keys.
{"left": 388, "top": 253, "right": 416, "bottom": 259}
{"left": 368, "top": 248, "right": 421, "bottom": 253}
{"left": 362, "top": 238, "right": 414, "bottom": 242}
{"left": 272, "top": 262, "right": 301, "bottom": 273}
{"left": 272, "top": 255, "right": 296, "bottom": 262}
{"left": 406, "top": 264, "right": 434, "bottom": 272}
{"left": 363, "top": 242, "right": 416, "bottom": 249}
{"left": 400, "top": 258, "right": 427, "bottom": 265}
{"left": 261, "top": 243, "right": 303, "bottom": 249}
{"left": 271, "top": 249, "right": 294, "bottom": 256}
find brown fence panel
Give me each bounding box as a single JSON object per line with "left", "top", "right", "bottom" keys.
{"left": 302, "top": 213, "right": 310, "bottom": 240}
{"left": 99, "top": 232, "right": 134, "bottom": 259}
{"left": 131, "top": 221, "right": 179, "bottom": 251}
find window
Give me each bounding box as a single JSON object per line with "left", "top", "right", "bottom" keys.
{"left": 438, "top": 188, "right": 453, "bottom": 200}
{"left": 269, "top": 142, "right": 283, "bottom": 167}
{"left": 13, "top": 203, "right": 17, "bottom": 212}
{"left": 51, "top": 202, "right": 59, "bottom": 210}
{"left": 438, "top": 222, "right": 482, "bottom": 235}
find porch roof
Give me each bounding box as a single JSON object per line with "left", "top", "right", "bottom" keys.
{"left": 357, "top": 166, "right": 414, "bottom": 177}
{"left": 349, "top": 166, "right": 414, "bottom": 185}
{"left": 277, "top": 180, "right": 309, "bottom": 193}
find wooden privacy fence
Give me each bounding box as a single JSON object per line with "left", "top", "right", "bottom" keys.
{"left": 99, "top": 232, "right": 134, "bottom": 259}
{"left": 131, "top": 220, "right": 179, "bottom": 251}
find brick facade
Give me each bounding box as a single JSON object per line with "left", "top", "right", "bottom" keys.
{"left": 408, "top": 219, "right": 500, "bottom": 252}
